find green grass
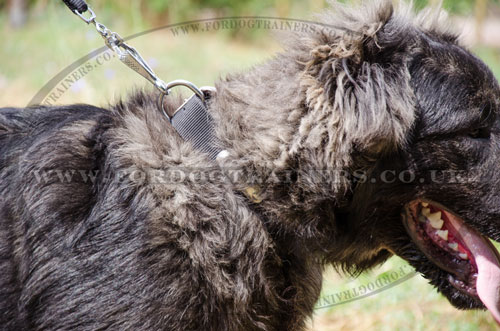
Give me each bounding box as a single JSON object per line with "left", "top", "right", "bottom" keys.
{"left": 1, "top": 5, "right": 500, "bottom": 331}
{"left": 0, "top": 4, "right": 279, "bottom": 107}
{"left": 312, "top": 256, "right": 498, "bottom": 330}
{"left": 474, "top": 46, "right": 500, "bottom": 79}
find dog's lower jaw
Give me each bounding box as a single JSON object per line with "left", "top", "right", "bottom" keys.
{"left": 403, "top": 199, "right": 500, "bottom": 324}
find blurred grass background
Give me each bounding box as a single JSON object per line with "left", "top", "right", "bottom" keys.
{"left": 1, "top": 0, "right": 500, "bottom": 330}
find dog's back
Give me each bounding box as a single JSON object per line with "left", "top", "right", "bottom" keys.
{"left": 0, "top": 104, "right": 111, "bottom": 329}
{"left": 0, "top": 98, "right": 303, "bottom": 330}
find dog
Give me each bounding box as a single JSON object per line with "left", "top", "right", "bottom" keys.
{"left": 1, "top": 1, "right": 500, "bottom": 330}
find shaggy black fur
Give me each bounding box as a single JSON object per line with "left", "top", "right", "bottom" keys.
{"left": 1, "top": 1, "right": 500, "bottom": 330}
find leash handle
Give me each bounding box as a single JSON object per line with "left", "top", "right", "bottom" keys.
{"left": 62, "top": 0, "right": 88, "bottom": 14}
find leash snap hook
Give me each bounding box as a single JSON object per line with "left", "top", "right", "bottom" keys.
{"left": 110, "top": 39, "right": 170, "bottom": 95}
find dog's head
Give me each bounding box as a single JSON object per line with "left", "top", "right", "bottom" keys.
{"left": 292, "top": 0, "right": 500, "bottom": 322}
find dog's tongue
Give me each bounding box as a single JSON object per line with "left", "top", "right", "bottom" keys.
{"left": 447, "top": 215, "right": 500, "bottom": 324}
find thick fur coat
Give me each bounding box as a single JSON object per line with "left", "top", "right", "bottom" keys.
{"left": 1, "top": 1, "right": 500, "bottom": 330}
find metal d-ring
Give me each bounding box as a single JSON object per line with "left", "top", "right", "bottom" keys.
{"left": 75, "top": 7, "right": 96, "bottom": 24}
{"left": 159, "top": 80, "right": 206, "bottom": 122}
{"left": 166, "top": 80, "right": 205, "bottom": 102}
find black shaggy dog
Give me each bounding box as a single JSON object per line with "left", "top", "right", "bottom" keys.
{"left": 1, "top": 1, "right": 500, "bottom": 330}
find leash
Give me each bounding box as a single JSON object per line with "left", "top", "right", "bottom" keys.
{"left": 61, "top": 0, "right": 225, "bottom": 160}
{"left": 61, "top": 0, "right": 263, "bottom": 202}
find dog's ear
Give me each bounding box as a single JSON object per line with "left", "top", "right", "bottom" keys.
{"left": 294, "top": 0, "right": 419, "bottom": 167}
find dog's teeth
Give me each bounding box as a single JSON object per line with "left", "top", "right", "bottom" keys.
{"left": 436, "top": 230, "right": 448, "bottom": 241}
{"left": 418, "top": 215, "right": 427, "bottom": 223}
{"left": 421, "top": 202, "right": 429, "bottom": 207}
{"left": 459, "top": 253, "right": 468, "bottom": 260}
{"left": 428, "top": 211, "right": 443, "bottom": 229}
{"left": 421, "top": 208, "right": 431, "bottom": 216}
{"left": 428, "top": 211, "right": 441, "bottom": 221}
{"left": 448, "top": 242, "right": 459, "bottom": 251}
{"left": 430, "top": 219, "right": 444, "bottom": 229}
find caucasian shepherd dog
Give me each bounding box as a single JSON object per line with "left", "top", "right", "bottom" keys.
{"left": 1, "top": 1, "right": 500, "bottom": 330}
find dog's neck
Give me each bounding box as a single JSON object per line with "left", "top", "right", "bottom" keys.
{"left": 202, "top": 41, "right": 394, "bottom": 266}
{"left": 205, "top": 52, "right": 352, "bottom": 256}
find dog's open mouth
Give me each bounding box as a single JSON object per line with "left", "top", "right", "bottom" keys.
{"left": 403, "top": 200, "right": 500, "bottom": 324}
